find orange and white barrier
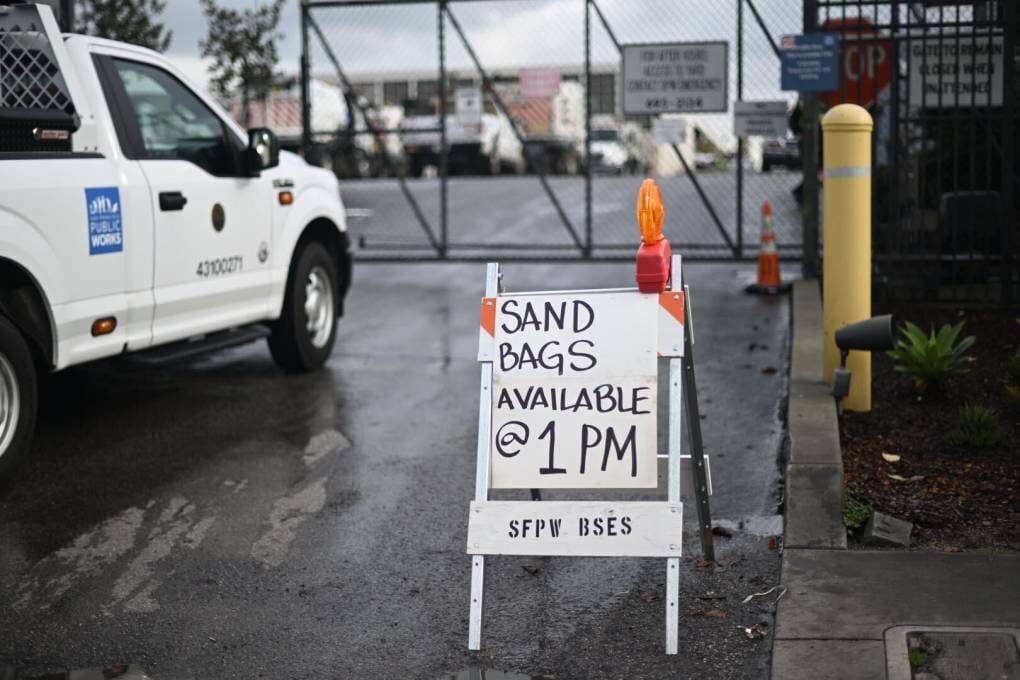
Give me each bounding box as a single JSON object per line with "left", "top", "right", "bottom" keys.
{"left": 746, "top": 201, "right": 790, "bottom": 294}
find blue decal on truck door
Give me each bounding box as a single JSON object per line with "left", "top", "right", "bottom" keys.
{"left": 85, "top": 187, "right": 123, "bottom": 255}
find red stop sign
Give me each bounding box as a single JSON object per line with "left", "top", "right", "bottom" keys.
{"left": 819, "top": 17, "right": 893, "bottom": 110}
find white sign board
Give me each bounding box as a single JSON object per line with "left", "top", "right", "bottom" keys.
{"left": 520, "top": 67, "right": 562, "bottom": 98}
{"left": 622, "top": 41, "right": 729, "bottom": 114}
{"left": 652, "top": 116, "right": 688, "bottom": 145}
{"left": 734, "top": 100, "right": 789, "bottom": 138}
{"left": 456, "top": 87, "right": 482, "bottom": 123}
{"left": 909, "top": 36, "right": 1004, "bottom": 108}
{"left": 490, "top": 291, "right": 658, "bottom": 489}
{"left": 467, "top": 501, "right": 683, "bottom": 557}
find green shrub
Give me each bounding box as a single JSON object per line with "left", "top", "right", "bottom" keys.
{"left": 1008, "top": 354, "right": 1020, "bottom": 386}
{"left": 887, "top": 321, "right": 975, "bottom": 392}
{"left": 843, "top": 488, "right": 873, "bottom": 530}
{"left": 949, "top": 403, "right": 1001, "bottom": 449}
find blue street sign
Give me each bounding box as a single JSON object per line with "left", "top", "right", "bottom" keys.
{"left": 781, "top": 33, "right": 839, "bottom": 92}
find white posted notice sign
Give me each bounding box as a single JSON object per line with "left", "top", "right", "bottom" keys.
{"left": 908, "top": 36, "right": 1004, "bottom": 108}
{"left": 622, "top": 41, "right": 729, "bottom": 114}
{"left": 734, "top": 100, "right": 789, "bottom": 138}
{"left": 490, "top": 291, "right": 658, "bottom": 489}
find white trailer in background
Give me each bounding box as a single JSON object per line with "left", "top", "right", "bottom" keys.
{"left": 507, "top": 80, "right": 586, "bottom": 175}
{"left": 650, "top": 115, "right": 698, "bottom": 177}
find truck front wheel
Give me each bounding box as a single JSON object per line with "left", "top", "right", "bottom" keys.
{"left": 0, "top": 316, "right": 38, "bottom": 481}
{"left": 269, "top": 242, "right": 339, "bottom": 372}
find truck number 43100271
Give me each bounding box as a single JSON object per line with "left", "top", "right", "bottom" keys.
{"left": 196, "top": 256, "right": 243, "bottom": 278}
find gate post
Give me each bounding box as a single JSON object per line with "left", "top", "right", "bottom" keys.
{"left": 584, "top": 0, "right": 593, "bottom": 258}
{"left": 800, "top": 0, "right": 820, "bottom": 278}
{"left": 438, "top": 0, "right": 449, "bottom": 257}
{"left": 1002, "top": 0, "right": 1016, "bottom": 303}
{"left": 300, "top": 1, "right": 311, "bottom": 159}
{"left": 735, "top": 0, "right": 744, "bottom": 259}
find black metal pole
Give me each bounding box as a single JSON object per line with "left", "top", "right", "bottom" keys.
{"left": 300, "top": 2, "right": 312, "bottom": 158}
{"left": 59, "top": 0, "right": 75, "bottom": 31}
{"left": 736, "top": 0, "right": 744, "bottom": 259}
{"left": 800, "top": 0, "right": 820, "bottom": 278}
{"left": 1002, "top": 0, "right": 1016, "bottom": 303}
{"left": 438, "top": 0, "right": 449, "bottom": 257}
{"left": 888, "top": 0, "right": 900, "bottom": 270}
{"left": 682, "top": 290, "right": 714, "bottom": 562}
{"left": 584, "top": 0, "right": 593, "bottom": 258}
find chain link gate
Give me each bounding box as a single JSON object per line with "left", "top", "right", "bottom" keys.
{"left": 300, "top": 0, "right": 803, "bottom": 262}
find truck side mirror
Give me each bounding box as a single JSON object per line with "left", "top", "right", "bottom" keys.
{"left": 246, "top": 127, "right": 279, "bottom": 175}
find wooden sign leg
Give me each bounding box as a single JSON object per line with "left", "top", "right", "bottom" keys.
{"left": 681, "top": 286, "right": 715, "bottom": 562}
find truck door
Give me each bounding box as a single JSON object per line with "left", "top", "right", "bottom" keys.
{"left": 100, "top": 56, "right": 273, "bottom": 345}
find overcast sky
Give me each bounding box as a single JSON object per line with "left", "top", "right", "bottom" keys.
{"left": 161, "top": 0, "right": 802, "bottom": 103}
{"left": 162, "top": 1, "right": 302, "bottom": 87}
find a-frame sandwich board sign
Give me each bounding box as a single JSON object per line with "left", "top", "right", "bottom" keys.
{"left": 467, "top": 253, "right": 711, "bottom": 655}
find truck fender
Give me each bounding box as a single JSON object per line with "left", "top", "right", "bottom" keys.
{"left": 271, "top": 185, "right": 351, "bottom": 318}
{"left": 0, "top": 257, "right": 57, "bottom": 369}
{"left": 0, "top": 211, "right": 63, "bottom": 366}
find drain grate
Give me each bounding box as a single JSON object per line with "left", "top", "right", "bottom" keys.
{"left": 886, "top": 626, "right": 1020, "bottom": 680}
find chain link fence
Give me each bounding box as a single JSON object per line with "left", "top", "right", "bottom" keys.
{"left": 301, "top": 0, "right": 803, "bottom": 261}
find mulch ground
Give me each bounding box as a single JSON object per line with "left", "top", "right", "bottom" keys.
{"left": 839, "top": 307, "right": 1020, "bottom": 550}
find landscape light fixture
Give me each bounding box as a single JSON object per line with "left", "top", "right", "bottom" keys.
{"left": 832, "top": 314, "right": 896, "bottom": 402}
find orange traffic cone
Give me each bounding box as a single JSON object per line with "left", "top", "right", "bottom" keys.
{"left": 746, "top": 201, "right": 791, "bottom": 294}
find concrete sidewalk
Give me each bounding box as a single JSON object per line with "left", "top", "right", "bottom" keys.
{"left": 773, "top": 550, "right": 1020, "bottom": 679}
{"left": 773, "top": 281, "right": 1020, "bottom": 679}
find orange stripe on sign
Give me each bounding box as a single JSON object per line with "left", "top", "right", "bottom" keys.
{"left": 480, "top": 297, "right": 496, "bottom": 337}
{"left": 659, "top": 291, "right": 685, "bottom": 325}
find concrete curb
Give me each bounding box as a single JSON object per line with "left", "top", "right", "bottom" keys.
{"left": 784, "top": 280, "right": 846, "bottom": 549}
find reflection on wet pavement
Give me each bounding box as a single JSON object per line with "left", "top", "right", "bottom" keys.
{"left": 0, "top": 664, "right": 149, "bottom": 680}
{"left": 442, "top": 669, "right": 554, "bottom": 680}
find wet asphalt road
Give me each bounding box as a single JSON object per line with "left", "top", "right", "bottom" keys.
{"left": 340, "top": 171, "right": 803, "bottom": 256}
{"left": 0, "top": 260, "right": 789, "bottom": 679}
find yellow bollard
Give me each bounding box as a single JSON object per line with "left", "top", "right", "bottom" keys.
{"left": 821, "top": 104, "right": 874, "bottom": 412}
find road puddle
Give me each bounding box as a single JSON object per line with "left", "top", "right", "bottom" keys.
{"left": 442, "top": 670, "right": 554, "bottom": 680}
{"left": 0, "top": 664, "right": 150, "bottom": 679}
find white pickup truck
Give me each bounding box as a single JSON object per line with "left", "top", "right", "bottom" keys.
{"left": 0, "top": 3, "right": 352, "bottom": 476}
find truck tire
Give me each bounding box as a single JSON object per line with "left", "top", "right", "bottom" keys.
{"left": 0, "top": 316, "right": 38, "bottom": 481}
{"left": 268, "top": 242, "right": 338, "bottom": 372}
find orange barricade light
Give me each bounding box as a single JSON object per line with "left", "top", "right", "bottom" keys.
{"left": 637, "top": 178, "right": 665, "bottom": 244}
{"left": 635, "top": 179, "right": 672, "bottom": 293}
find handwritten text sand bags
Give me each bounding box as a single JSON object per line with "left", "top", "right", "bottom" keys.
{"left": 492, "top": 291, "right": 658, "bottom": 489}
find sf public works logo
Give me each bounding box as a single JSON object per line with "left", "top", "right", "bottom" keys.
{"left": 85, "top": 187, "right": 124, "bottom": 255}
